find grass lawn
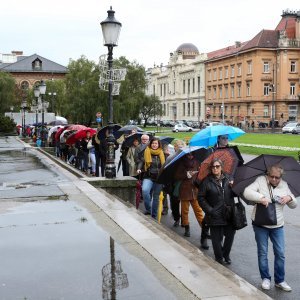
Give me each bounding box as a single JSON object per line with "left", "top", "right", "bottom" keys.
{"left": 145, "top": 127, "right": 300, "bottom": 160}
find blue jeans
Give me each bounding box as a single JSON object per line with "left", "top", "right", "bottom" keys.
{"left": 142, "top": 178, "right": 163, "bottom": 218}
{"left": 253, "top": 225, "right": 285, "bottom": 284}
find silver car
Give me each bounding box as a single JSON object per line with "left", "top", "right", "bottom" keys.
{"left": 292, "top": 123, "right": 300, "bottom": 134}
{"left": 172, "top": 124, "right": 193, "bottom": 132}
{"left": 282, "top": 122, "right": 298, "bottom": 134}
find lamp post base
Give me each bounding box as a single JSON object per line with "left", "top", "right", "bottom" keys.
{"left": 105, "top": 122, "right": 117, "bottom": 178}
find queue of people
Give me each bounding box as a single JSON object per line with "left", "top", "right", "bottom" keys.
{"left": 46, "top": 124, "right": 298, "bottom": 293}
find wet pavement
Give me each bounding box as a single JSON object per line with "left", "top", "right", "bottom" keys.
{"left": 0, "top": 136, "right": 272, "bottom": 300}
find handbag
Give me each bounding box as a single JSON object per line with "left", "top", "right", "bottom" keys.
{"left": 87, "top": 139, "right": 93, "bottom": 149}
{"left": 232, "top": 197, "right": 247, "bottom": 230}
{"left": 253, "top": 178, "right": 277, "bottom": 226}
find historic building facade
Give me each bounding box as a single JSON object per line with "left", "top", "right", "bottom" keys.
{"left": 0, "top": 51, "right": 67, "bottom": 90}
{"left": 146, "top": 43, "right": 207, "bottom": 123}
{"left": 205, "top": 10, "right": 300, "bottom": 126}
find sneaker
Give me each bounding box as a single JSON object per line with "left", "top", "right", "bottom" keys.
{"left": 261, "top": 278, "right": 271, "bottom": 290}
{"left": 275, "top": 281, "right": 292, "bottom": 292}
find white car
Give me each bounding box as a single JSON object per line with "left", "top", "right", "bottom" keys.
{"left": 282, "top": 122, "right": 298, "bottom": 134}
{"left": 292, "top": 123, "right": 300, "bottom": 134}
{"left": 172, "top": 124, "right": 193, "bottom": 132}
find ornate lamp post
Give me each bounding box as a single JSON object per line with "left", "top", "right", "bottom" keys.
{"left": 34, "top": 85, "right": 40, "bottom": 138}
{"left": 21, "top": 98, "right": 27, "bottom": 137}
{"left": 39, "top": 80, "right": 47, "bottom": 147}
{"left": 100, "top": 7, "right": 122, "bottom": 178}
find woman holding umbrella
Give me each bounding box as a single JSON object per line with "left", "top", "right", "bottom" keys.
{"left": 137, "top": 138, "right": 165, "bottom": 219}
{"left": 174, "top": 152, "right": 204, "bottom": 237}
{"left": 198, "top": 158, "right": 236, "bottom": 265}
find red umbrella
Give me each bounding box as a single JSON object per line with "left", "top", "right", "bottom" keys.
{"left": 198, "top": 147, "right": 239, "bottom": 181}
{"left": 66, "top": 128, "right": 96, "bottom": 145}
{"left": 67, "top": 124, "right": 87, "bottom": 131}
{"left": 54, "top": 126, "right": 70, "bottom": 141}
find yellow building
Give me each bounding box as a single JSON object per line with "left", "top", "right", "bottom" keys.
{"left": 205, "top": 10, "right": 300, "bottom": 127}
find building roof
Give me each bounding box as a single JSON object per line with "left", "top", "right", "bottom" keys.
{"left": 0, "top": 54, "right": 67, "bottom": 73}
{"left": 241, "top": 30, "right": 278, "bottom": 51}
{"left": 275, "top": 10, "right": 299, "bottom": 38}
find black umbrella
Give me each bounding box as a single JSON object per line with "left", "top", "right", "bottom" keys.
{"left": 115, "top": 125, "right": 144, "bottom": 139}
{"left": 157, "top": 146, "right": 208, "bottom": 184}
{"left": 158, "top": 136, "right": 174, "bottom": 145}
{"left": 123, "top": 132, "right": 153, "bottom": 147}
{"left": 232, "top": 154, "right": 300, "bottom": 198}
{"left": 97, "top": 124, "right": 122, "bottom": 140}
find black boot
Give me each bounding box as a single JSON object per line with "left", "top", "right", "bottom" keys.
{"left": 184, "top": 225, "right": 190, "bottom": 237}
{"left": 200, "top": 226, "right": 209, "bottom": 250}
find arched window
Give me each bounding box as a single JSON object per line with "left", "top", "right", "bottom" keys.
{"left": 20, "top": 81, "right": 29, "bottom": 90}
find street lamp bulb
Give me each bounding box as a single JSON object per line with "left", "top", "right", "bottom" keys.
{"left": 34, "top": 85, "right": 40, "bottom": 98}
{"left": 39, "top": 80, "right": 47, "bottom": 95}
{"left": 100, "top": 7, "right": 122, "bottom": 46}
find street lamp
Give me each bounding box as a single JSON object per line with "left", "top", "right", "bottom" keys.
{"left": 48, "top": 92, "right": 57, "bottom": 115}
{"left": 39, "top": 80, "right": 47, "bottom": 147}
{"left": 34, "top": 85, "right": 40, "bottom": 139}
{"left": 21, "top": 99, "right": 27, "bottom": 137}
{"left": 100, "top": 7, "right": 122, "bottom": 178}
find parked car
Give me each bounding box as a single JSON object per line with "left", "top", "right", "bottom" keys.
{"left": 203, "top": 122, "right": 223, "bottom": 128}
{"left": 292, "top": 123, "right": 300, "bottom": 134}
{"left": 282, "top": 121, "right": 298, "bottom": 134}
{"left": 258, "top": 121, "right": 268, "bottom": 128}
{"left": 172, "top": 124, "right": 193, "bottom": 132}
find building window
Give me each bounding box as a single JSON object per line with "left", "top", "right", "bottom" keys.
{"left": 192, "top": 102, "right": 195, "bottom": 116}
{"left": 246, "top": 82, "right": 251, "bottom": 96}
{"left": 192, "top": 78, "right": 195, "bottom": 93}
{"left": 213, "top": 87, "right": 217, "bottom": 99}
{"left": 153, "top": 85, "right": 155, "bottom": 96}
{"left": 290, "top": 83, "right": 296, "bottom": 95}
{"left": 290, "top": 61, "right": 296, "bottom": 73}
{"left": 188, "top": 79, "right": 190, "bottom": 94}
{"left": 263, "top": 105, "right": 269, "bottom": 117}
{"left": 247, "top": 61, "right": 252, "bottom": 74}
{"left": 288, "top": 105, "right": 298, "bottom": 120}
{"left": 263, "top": 62, "right": 270, "bottom": 73}
{"left": 173, "top": 82, "right": 175, "bottom": 94}
{"left": 197, "top": 76, "right": 200, "bottom": 92}
{"left": 187, "top": 103, "right": 190, "bottom": 116}
{"left": 213, "top": 69, "right": 217, "bottom": 80}
{"left": 183, "top": 80, "right": 185, "bottom": 94}
{"left": 208, "top": 70, "right": 211, "bottom": 81}
{"left": 237, "top": 64, "right": 242, "bottom": 76}
{"left": 21, "top": 81, "right": 29, "bottom": 90}
{"left": 219, "top": 68, "right": 223, "bottom": 79}
{"left": 208, "top": 87, "right": 211, "bottom": 99}
{"left": 231, "top": 106, "right": 234, "bottom": 116}
{"left": 225, "top": 67, "right": 228, "bottom": 78}
{"left": 225, "top": 86, "right": 228, "bottom": 98}
{"left": 231, "top": 65, "right": 235, "bottom": 77}
{"left": 231, "top": 84, "right": 235, "bottom": 98}
{"left": 183, "top": 103, "right": 185, "bottom": 116}
{"left": 264, "top": 83, "right": 270, "bottom": 96}
{"left": 219, "top": 86, "right": 223, "bottom": 98}
{"left": 160, "top": 84, "right": 163, "bottom": 96}
{"left": 237, "top": 84, "right": 241, "bottom": 97}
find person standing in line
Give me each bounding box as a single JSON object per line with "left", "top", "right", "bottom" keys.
{"left": 137, "top": 138, "right": 165, "bottom": 218}
{"left": 92, "top": 128, "right": 101, "bottom": 177}
{"left": 174, "top": 152, "right": 204, "bottom": 237}
{"left": 198, "top": 158, "right": 236, "bottom": 264}
{"left": 134, "top": 134, "right": 150, "bottom": 171}
{"left": 243, "top": 164, "right": 297, "bottom": 292}
{"left": 80, "top": 131, "right": 92, "bottom": 174}
{"left": 126, "top": 138, "right": 140, "bottom": 177}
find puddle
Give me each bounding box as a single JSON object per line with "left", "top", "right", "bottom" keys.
{"left": 0, "top": 200, "right": 185, "bottom": 300}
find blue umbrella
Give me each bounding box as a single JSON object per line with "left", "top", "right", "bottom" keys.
{"left": 189, "top": 125, "right": 245, "bottom": 147}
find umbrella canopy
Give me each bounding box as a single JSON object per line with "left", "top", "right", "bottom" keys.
{"left": 232, "top": 154, "right": 300, "bottom": 198}
{"left": 48, "top": 125, "right": 65, "bottom": 137}
{"left": 122, "top": 132, "right": 144, "bottom": 147}
{"left": 189, "top": 125, "right": 245, "bottom": 147}
{"left": 157, "top": 146, "right": 208, "bottom": 184}
{"left": 198, "top": 147, "right": 240, "bottom": 181}
{"left": 54, "top": 126, "right": 70, "bottom": 141}
{"left": 158, "top": 136, "right": 175, "bottom": 145}
{"left": 97, "top": 124, "right": 122, "bottom": 140}
{"left": 60, "top": 129, "right": 77, "bottom": 143}
{"left": 66, "top": 128, "right": 96, "bottom": 145}
{"left": 67, "top": 124, "right": 87, "bottom": 131}
{"left": 115, "top": 125, "right": 144, "bottom": 139}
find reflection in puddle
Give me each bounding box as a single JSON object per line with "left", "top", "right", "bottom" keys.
{"left": 102, "top": 237, "right": 129, "bottom": 300}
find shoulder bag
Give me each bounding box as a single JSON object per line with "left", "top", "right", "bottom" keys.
{"left": 252, "top": 178, "right": 277, "bottom": 226}
{"left": 232, "top": 197, "right": 247, "bottom": 230}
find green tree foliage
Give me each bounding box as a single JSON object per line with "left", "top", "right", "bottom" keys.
{"left": 139, "top": 95, "right": 162, "bottom": 127}
{"left": 0, "top": 72, "right": 16, "bottom": 114}
{"left": 64, "top": 56, "right": 105, "bottom": 125}
{"left": 0, "top": 115, "right": 16, "bottom": 133}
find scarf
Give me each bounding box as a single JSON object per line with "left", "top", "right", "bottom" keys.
{"left": 144, "top": 147, "right": 165, "bottom": 171}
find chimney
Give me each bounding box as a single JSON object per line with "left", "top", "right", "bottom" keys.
{"left": 235, "top": 41, "right": 241, "bottom": 48}
{"left": 11, "top": 50, "right": 23, "bottom": 56}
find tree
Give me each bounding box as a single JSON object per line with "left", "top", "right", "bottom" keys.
{"left": 0, "top": 72, "right": 16, "bottom": 114}
{"left": 139, "top": 95, "right": 161, "bottom": 127}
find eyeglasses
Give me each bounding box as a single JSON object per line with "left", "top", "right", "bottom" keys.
{"left": 211, "top": 165, "right": 221, "bottom": 169}
{"left": 220, "top": 136, "right": 228, "bottom": 140}
{"left": 268, "top": 175, "right": 281, "bottom": 180}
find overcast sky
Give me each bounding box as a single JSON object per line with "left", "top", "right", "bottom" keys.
{"left": 1, "top": 0, "right": 299, "bottom": 68}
